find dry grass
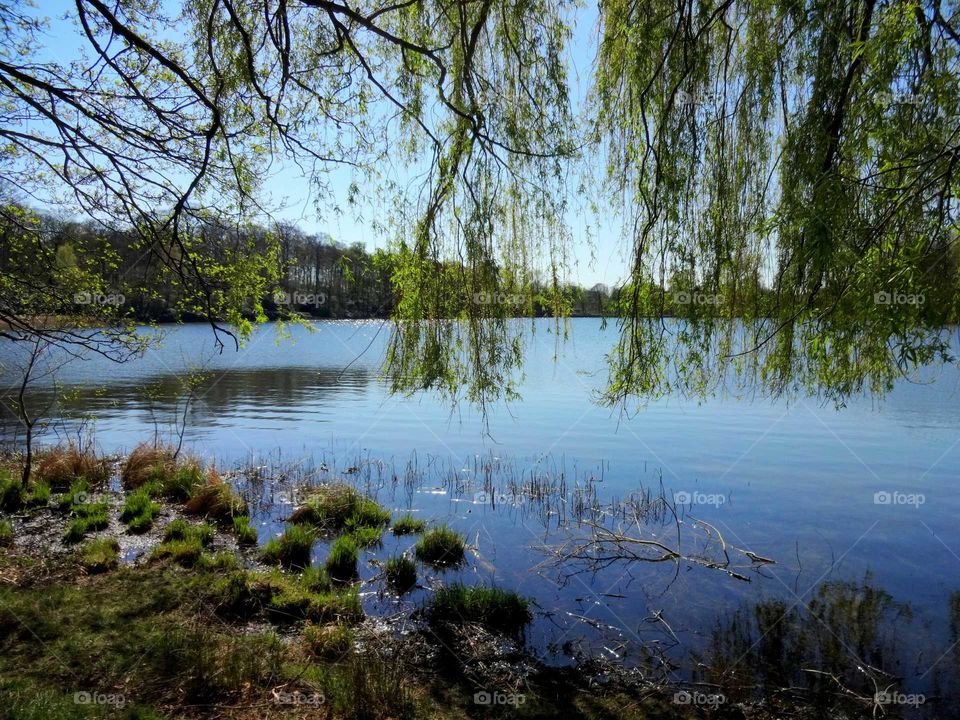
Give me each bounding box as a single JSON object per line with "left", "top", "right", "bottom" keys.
{"left": 184, "top": 468, "right": 247, "bottom": 520}
{"left": 121, "top": 443, "right": 175, "bottom": 490}
{"left": 34, "top": 445, "right": 109, "bottom": 489}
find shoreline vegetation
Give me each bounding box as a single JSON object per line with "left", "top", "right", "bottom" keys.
{"left": 0, "top": 443, "right": 942, "bottom": 719}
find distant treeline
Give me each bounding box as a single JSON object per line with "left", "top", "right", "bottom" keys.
{"left": 0, "top": 209, "right": 618, "bottom": 323}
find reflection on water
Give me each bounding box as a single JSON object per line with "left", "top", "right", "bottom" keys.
{"left": 2, "top": 319, "right": 960, "bottom": 714}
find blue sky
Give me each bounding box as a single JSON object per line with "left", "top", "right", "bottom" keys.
{"left": 35, "top": 1, "right": 628, "bottom": 287}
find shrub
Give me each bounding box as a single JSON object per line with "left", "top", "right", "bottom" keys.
{"left": 121, "top": 444, "right": 175, "bottom": 490}
{"left": 121, "top": 488, "right": 162, "bottom": 533}
{"left": 325, "top": 535, "right": 359, "bottom": 581}
{"left": 303, "top": 623, "right": 353, "bottom": 660}
{"left": 385, "top": 555, "right": 417, "bottom": 593}
{"left": 426, "top": 583, "right": 532, "bottom": 634}
{"left": 80, "top": 538, "right": 120, "bottom": 573}
{"left": 414, "top": 524, "right": 466, "bottom": 567}
{"left": 289, "top": 484, "right": 390, "bottom": 529}
{"left": 260, "top": 525, "right": 315, "bottom": 569}
{"left": 0, "top": 520, "right": 13, "bottom": 547}
{"left": 391, "top": 513, "right": 427, "bottom": 536}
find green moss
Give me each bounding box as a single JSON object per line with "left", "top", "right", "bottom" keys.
{"left": 414, "top": 524, "right": 466, "bottom": 567}
{"left": 427, "top": 583, "right": 532, "bottom": 634}
{"left": 260, "top": 525, "right": 315, "bottom": 569}
{"left": 385, "top": 555, "right": 417, "bottom": 594}
{"left": 325, "top": 535, "right": 358, "bottom": 581}
{"left": 79, "top": 538, "right": 119, "bottom": 573}
{"left": 391, "top": 512, "right": 427, "bottom": 535}
{"left": 0, "top": 520, "right": 13, "bottom": 547}
{"left": 232, "top": 515, "right": 258, "bottom": 545}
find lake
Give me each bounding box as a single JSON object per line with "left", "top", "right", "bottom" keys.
{"left": 2, "top": 318, "right": 959, "bottom": 700}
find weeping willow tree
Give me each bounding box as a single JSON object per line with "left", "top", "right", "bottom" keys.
{"left": 2, "top": 0, "right": 959, "bottom": 408}
{"left": 595, "top": 0, "right": 960, "bottom": 406}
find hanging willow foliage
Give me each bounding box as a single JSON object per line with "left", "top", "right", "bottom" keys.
{"left": 595, "top": 0, "right": 960, "bottom": 406}
{"left": 1, "top": 0, "right": 959, "bottom": 407}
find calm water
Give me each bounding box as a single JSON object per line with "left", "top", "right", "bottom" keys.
{"left": 2, "top": 319, "right": 959, "bottom": 698}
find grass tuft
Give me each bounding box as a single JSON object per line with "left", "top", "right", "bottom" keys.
{"left": 303, "top": 622, "right": 353, "bottom": 660}
{"left": 289, "top": 484, "right": 390, "bottom": 530}
{"left": 232, "top": 515, "right": 258, "bottom": 545}
{"left": 385, "top": 555, "right": 417, "bottom": 593}
{"left": 34, "top": 445, "right": 109, "bottom": 489}
{"left": 325, "top": 535, "right": 359, "bottom": 581}
{"left": 120, "top": 488, "right": 162, "bottom": 533}
{"left": 184, "top": 470, "right": 247, "bottom": 521}
{"left": 0, "top": 519, "right": 12, "bottom": 547}
{"left": 414, "top": 524, "right": 466, "bottom": 567}
{"left": 63, "top": 502, "right": 109, "bottom": 544}
{"left": 260, "top": 525, "right": 315, "bottom": 569}
{"left": 426, "top": 583, "right": 532, "bottom": 634}
{"left": 80, "top": 538, "right": 120, "bottom": 573}
{"left": 121, "top": 443, "right": 175, "bottom": 490}
{"left": 392, "top": 512, "right": 427, "bottom": 535}
{"left": 348, "top": 524, "right": 384, "bottom": 548}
